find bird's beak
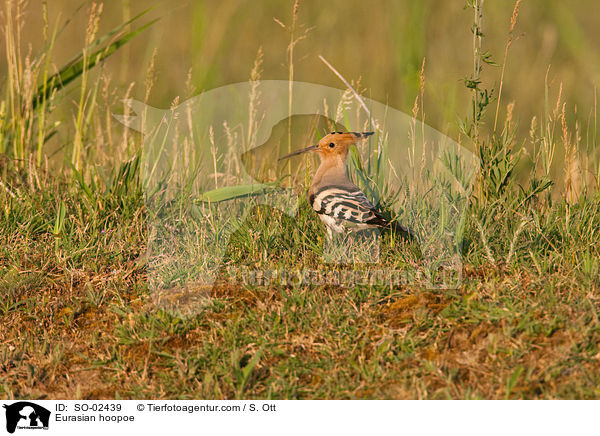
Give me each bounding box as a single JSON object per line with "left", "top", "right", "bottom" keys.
{"left": 278, "top": 144, "right": 318, "bottom": 161}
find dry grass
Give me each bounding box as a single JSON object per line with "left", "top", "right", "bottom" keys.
{"left": 2, "top": 245, "right": 599, "bottom": 399}
{"left": 1, "top": 0, "right": 600, "bottom": 400}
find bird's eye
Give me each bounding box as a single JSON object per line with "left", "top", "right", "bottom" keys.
{"left": 329, "top": 142, "right": 335, "bottom": 148}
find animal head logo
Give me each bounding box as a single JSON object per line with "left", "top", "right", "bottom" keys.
{"left": 116, "top": 80, "right": 479, "bottom": 311}
{"left": 3, "top": 402, "right": 51, "bottom": 434}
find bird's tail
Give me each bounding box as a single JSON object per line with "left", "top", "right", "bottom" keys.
{"left": 388, "top": 220, "right": 417, "bottom": 241}
{"left": 367, "top": 212, "right": 417, "bottom": 241}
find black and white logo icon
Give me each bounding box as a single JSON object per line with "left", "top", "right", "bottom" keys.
{"left": 3, "top": 402, "right": 50, "bottom": 434}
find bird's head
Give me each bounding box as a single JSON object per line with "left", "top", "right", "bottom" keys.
{"left": 278, "top": 131, "right": 374, "bottom": 162}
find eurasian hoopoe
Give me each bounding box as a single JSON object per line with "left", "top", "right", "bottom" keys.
{"left": 279, "top": 131, "right": 414, "bottom": 239}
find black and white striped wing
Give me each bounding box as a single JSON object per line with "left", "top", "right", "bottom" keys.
{"left": 309, "top": 185, "right": 388, "bottom": 227}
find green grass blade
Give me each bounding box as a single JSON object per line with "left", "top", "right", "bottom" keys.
{"left": 52, "top": 201, "right": 66, "bottom": 237}
{"left": 196, "top": 183, "right": 282, "bottom": 203}
{"left": 33, "top": 17, "right": 159, "bottom": 108}
{"left": 69, "top": 162, "right": 94, "bottom": 203}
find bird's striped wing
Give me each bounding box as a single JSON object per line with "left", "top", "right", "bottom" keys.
{"left": 309, "top": 185, "right": 388, "bottom": 227}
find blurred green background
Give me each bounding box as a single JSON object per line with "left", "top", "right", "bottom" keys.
{"left": 5, "top": 0, "right": 600, "bottom": 143}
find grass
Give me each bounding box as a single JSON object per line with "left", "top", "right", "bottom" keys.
{"left": 1, "top": 0, "right": 600, "bottom": 400}
{"left": 1, "top": 165, "right": 599, "bottom": 399}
